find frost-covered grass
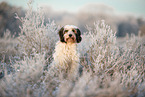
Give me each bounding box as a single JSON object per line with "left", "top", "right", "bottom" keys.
{"left": 0, "top": 30, "right": 18, "bottom": 63}
{"left": 0, "top": 1, "right": 145, "bottom": 97}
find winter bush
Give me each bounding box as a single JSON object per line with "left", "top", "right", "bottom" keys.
{"left": 0, "top": 30, "right": 18, "bottom": 62}
{"left": 16, "top": 1, "right": 58, "bottom": 57}
{"left": 0, "top": 1, "right": 145, "bottom": 97}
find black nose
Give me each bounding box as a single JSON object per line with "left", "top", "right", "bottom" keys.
{"left": 69, "top": 34, "right": 72, "bottom": 37}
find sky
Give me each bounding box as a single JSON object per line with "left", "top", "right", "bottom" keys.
{"left": 1, "top": 0, "right": 145, "bottom": 16}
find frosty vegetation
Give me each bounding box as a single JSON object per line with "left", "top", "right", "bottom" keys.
{"left": 0, "top": 1, "right": 145, "bottom": 97}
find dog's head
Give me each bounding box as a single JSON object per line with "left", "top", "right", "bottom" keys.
{"left": 58, "top": 25, "right": 82, "bottom": 43}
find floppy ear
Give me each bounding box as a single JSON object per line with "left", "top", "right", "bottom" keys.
{"left": 58, "top": 27, "right": 65, "bottom": 42}
{"left": 76, "top": 28, "right": 82, "bottom": 43}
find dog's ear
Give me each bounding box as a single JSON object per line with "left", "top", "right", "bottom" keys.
{"left": 58, "top": 27, "right": 65, "bottom": 42}
{"left": 76, "top": 28, "right": 82, "bottom": 43}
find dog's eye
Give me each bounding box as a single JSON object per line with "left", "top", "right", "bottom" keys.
{"left": 72, "top": 29, "right": 75, "bottom": 32}
{"left": 65, "top": 30, "right": 68, "bottom": 32}
{"left": 64, "top": 30, "right": 68, "bottom": 33}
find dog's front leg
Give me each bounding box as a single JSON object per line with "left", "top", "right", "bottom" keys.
{"left": 69, "top": 61, "right": 79, "bottom": 79}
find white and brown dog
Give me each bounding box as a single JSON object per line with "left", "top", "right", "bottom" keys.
{"left": 50, "top": 25, "right": 82, "bottom": 77}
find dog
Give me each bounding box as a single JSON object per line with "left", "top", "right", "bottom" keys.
{"left": 50, "top": 25, "right": 82, "bottom": 78}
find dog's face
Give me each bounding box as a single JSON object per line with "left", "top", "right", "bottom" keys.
{"left": 58, "top": 25, "right": 82, "bottom": 43}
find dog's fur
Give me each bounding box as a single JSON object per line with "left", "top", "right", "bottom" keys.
{"left": 50, "top": 25, "right": 82, "bottom": 77}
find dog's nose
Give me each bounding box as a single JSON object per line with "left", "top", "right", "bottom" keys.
{"left": 69, "top": 34, "right": 72, "bottom": 37}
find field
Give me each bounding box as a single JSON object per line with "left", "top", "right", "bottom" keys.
{"left": 0, "top": 2, "right": 145, "bottom": 97}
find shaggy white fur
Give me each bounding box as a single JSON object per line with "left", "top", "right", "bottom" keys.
{"left": 64, "top": 25, "right": 78, "bottom": 29}
{"left": 52, "top": 41, "right": 80, "bottom": 76}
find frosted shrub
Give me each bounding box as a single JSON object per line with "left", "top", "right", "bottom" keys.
{"left": 0, "top": 30, "right": 18, "bottom": 62}
{"left": 16, "top": 1, "right": 58, "bottom": 57}
{"left": 0, "top": 53, "right": 45, "bottom": 97}
{"left": 116, "top": 35, "right": 145, "bottom": 92}
{"left": 0, "top": 1, "right": 59, "bottom": 96}
{"left": 86, "top": 20, "right": 118, "bottom": 72}
{"left": 75, "top": 20, "right": 145, "bottom": 97}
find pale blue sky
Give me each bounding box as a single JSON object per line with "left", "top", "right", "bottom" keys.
{"left": 1, "top": 0, "right": 145, "bottom": 16}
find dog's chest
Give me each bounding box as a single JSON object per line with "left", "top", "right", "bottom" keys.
{"left": 53, "top": 42, "right": 79, "bottom": 64}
